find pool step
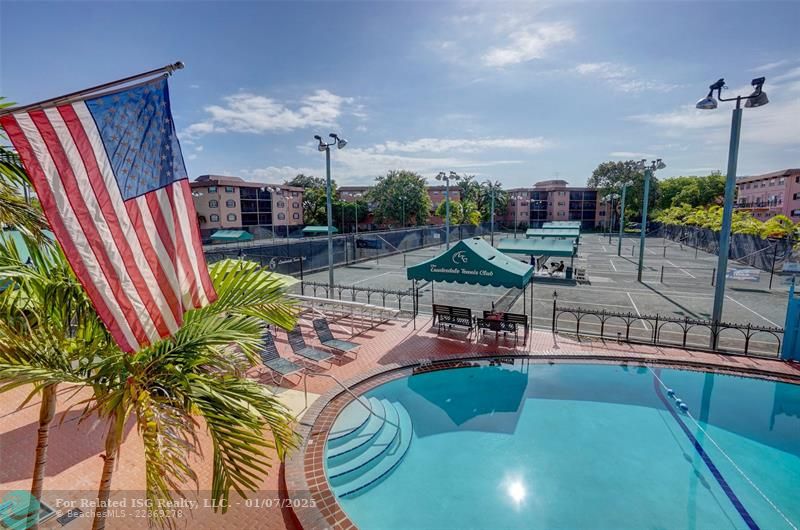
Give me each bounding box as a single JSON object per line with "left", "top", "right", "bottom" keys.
{"left": 326, "top": 399, "right": 413, "bottom": 498}
{"left": 328, "top": 398, "right": 385, "bottom": 454}
{"left": 328, "top": 397, "right": 374, "bottom": 443}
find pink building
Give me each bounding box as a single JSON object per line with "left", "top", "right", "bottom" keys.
{"left": 190, "top": 175, "right": 304, "bottom": 236}
{"left": 501, "top": 180, "right": 604, "bottom": 229}
{"left": 735, "top": 169, "right": 800, "bottom": 221}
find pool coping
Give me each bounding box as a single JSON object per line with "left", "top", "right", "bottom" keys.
{"left": 283, "top": 351, "right": 800, "bottom": 530}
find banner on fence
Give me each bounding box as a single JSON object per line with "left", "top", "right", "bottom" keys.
{"left": 267, "top": 256, "right": 305, "bottom": 270}
{"left": 726, "top": 268, "right": 761, "bottom": 281}
{"left": 356, "top": 238, "right": 383, "bottom": 249}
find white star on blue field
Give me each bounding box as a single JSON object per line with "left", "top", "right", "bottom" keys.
{"left": 2, "top": 1, "right": 799, "bottom": 186}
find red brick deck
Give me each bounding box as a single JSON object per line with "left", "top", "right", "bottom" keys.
{"left": 1, "top": 315, "right": 797, "bottom": 529}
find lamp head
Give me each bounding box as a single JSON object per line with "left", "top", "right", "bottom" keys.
{"left": 314, "top": 135, "right": 327, "bottom": 152}
{"left": 435, "top": 171, "right": 446, "bottom": 181}
{"left": 696, "top": 78, "right": 724, "bottom": 110}
{"left": 745, "top": 78, "right": 768, "bottom": 108}
{"left": 656, "top": 159, "right": 666, "bottom": 170}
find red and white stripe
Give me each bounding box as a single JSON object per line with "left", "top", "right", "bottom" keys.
{"left": 0, "top": 101, "right": 217, "bottom": 353}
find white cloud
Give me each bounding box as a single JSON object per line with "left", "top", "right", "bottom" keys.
{"left": 482, "top": 22, "right": 575, "bottom": 67}
{"left": 572, "top": 62, "right": 680, "bottom": 93}
{"left": 374, "top": 137, "right": 552, "bottom": 154}
{"left": 609, "top": 151, "right": 656, "bottom": 159}
{"left": 189, "top": 84, "right": 200, "bottom": 89}
{"left": 241, "top": 165, "right": 320, "bottom": 182}
{"left": 772, "top": 66, "right": 800, "bottom": 84}
{"left": 752, "top": 59, "right": 791, "bottom": 72}
{"left": 182, "top": 89, "right": 354, "bottom": 139}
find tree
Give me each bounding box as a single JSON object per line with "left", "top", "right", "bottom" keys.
{"left": 588, "top": 160, "right": 656, "bottom": 220}
{"left": 656, "top": 173, "right": 725, "bottom": 210}
{"left": 456, "top": 174, "right": 481, "bottom": 204}
{"left": 434, "top": 200, "right": 481, "bottom": 226}
{"left": 479, "top": 180, "right": 508, "bottom": 222}
{"left": 285, "top": 173, "right": 334, "bottom": 225}
{"left": 367, "top": 170, "right": 431, "bottom": 226}
{"left": 0, "top": 240, "right": 112, "bottom": 529}
{"left": 1, "top": 98, "right": 50, "bottom": 244}
{"left": 761, "top": 215, "right": 796, "bottom": 239}
{"left": 88, "top": 259, "right": 299, "bottom": 529}
{"left": 333, "top": 198, "right": 369, "bottom": 231}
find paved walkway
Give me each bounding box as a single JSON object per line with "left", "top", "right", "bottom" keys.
{"left": 0, "top": 315, "right": 796, "bottom": 529}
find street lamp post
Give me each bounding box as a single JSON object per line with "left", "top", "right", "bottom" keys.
{"left": 617, "top": 182, "right": 631, "bottom": 257}
{"left": 510, "top": 194, "right": 524, "bottom": 239}
{"left": 314, "top": 133, "right": 347, "bottom": 289}
{"left": 486, "top": 182, "right": 496, "bottom": 246}
{"left": 399, "top": 195, "right": 406, "bottom": 228}
{"left": 696, "top": 76, "right": 769, "bottom": 348}
{"left": 636, "top": 159, "right": 666, "bottom": 282}
{"left": 436, "top": 171, "right": 462, "bottom": 249}
{"left": 352, "top": 193, "right": 362, "bottom": 238}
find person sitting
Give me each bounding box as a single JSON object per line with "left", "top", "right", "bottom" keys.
{"left": 556, "top": 261, "right": 566, "bottom": 274}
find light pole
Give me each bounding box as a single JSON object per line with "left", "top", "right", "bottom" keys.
{"left": 435, "top": 171, "right": 462, "bottom": 249}
{"left": 696, "top": 76, "right": 769, "bottom": 348}
{"left": 351, "top": 193, "right": 362, "bottom": 238}
{"left": 399, "top": 195, "right": 406, "bottom": 228}
{"left": 617, "top": 181, "right": 631, "bottom": 257}
{"left": 510, "top": 193, "right": 525, "bottom": 239}
{"left": 636, "top": 158, "right": 665, "bottom": 282}
{"left": 314, "top": 133, "right": 347, "bottom": 289}
{"left": 483, "top": 180, "right": 498, "bottom": 246}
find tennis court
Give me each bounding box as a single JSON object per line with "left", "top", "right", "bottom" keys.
{"left": 297, "top": 231, "right": 792, "bottom": 355}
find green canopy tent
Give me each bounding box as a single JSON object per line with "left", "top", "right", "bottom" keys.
{"left": 406, "top": 237, "right": 534, "bottom": 325}
{"left": 543, "top": 221, "right": 582, "bottom": 229}
{"left": 301, "top": 225, "right": 338, "bottom": 236}
{"left": 209, "top": 229, "right": 254, "bottom": 243}
{"left": 497, "top": 237, "right": 577, "bottom": 271}
{"left": 525, "top": 228, "right": 580, "bottom": 242}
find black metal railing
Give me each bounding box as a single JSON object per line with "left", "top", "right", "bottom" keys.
{"left": 296, "top": 280, "right": 413, "bottom": 312}
{"left": 551, "top": 299, "right": 783, "bottom": 357}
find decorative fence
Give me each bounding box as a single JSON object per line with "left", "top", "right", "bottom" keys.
{"left": 295, "top": 280, "right": 414, "bottom": 313}
{"left": 551, "top": 300, "right": 784, "bottom": 357}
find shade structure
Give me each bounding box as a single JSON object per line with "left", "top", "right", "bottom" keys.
{"left": 406, "top": 237, "right": 533, "bottom": 289}
{"left": 209, "top": 229, "right": 254, "bottom": 242}
{"left": 525, "top": 228, "right": 580, "bottom": 240}
{"left": 302, "top": 225, "right": 338, "bottom": 235}
{"left": 497, "top": 238, "right": 576, "bottom": 257}
{"left": 543, "top": 221, "right": 581, "bottom": 229}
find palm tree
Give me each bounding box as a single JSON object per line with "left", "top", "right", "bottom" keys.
{"left": 87, "top": 258, "right": 300, "bottom": 529}
{"left": 0, "top": 98, "right": 49, "bottom": 243}
{"left": 0, "top": 239, "right": 112, "bottom": 528}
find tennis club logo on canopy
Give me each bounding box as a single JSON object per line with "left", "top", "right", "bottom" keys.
{"left": 452, "top": 251, "right": 469, "bottom": 265}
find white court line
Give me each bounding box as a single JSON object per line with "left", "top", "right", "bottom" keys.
{"left": 601, "top": 245, "right": 608, "bottom": 252}
{"left": 609, "top": 259, "right": 617, "bottom": 272}
{"left": 726, "top": 296, "right": 781, "bottom": 327}
{"left": 626, "top": 291, "right": 650, "bottom": 330}
{"left": 664, "top": 259, "right": 696, "bottom": 279}
{"left": 351, "top": 270, "right": 400, "bottom": 285}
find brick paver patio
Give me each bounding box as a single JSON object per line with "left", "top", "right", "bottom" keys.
{"left": 1, "top": 314, "right": 797, "bottom": 529}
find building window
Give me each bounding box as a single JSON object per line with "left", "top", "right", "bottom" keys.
{"left": 227, "top": 213, "right": 237, "bottom": 222}
{"left": 198, "top": 215, "right": 207, "bottom": 224}
{"left": 558, "top": 202, "right": 565, "bottom": 206}
{"left": 208, "top": 200, "right": 218, "bottom": 208}
{"left": 558, "top": 211, "right": 565, "bottom": 217}
{"left": 293, "top": 212, "right": 300, "bottom": 219}
{"left": 226, "top": 199, "right": 236, "bottom": 208}
{"left": 278, "top": 213, "right": 286, "bottom": 220}
{"left": 292, "top": 192, "right": 299, "bottom": 197}
{"left": 277, "top": 201, "right": 285, "bottom": 208}
{"left": 794, "top": 193, "right": 800, "bottom": 200}
{"left": 796, "top": 176, "right": 799, "bottom": 184}
{"left": 208, "top": 186, "right": 217, "bottom": 193}
{"left": 293, "top": 202, "right": 300, "bottom": 208}
{"left": 779, "top": 178, "right": 785, "bottom": 185}
{"left": 210, "top": 214, "right": 219, "bottom": 222}
{"left": 225, "top": 186, "right": 235, "bottom": 193}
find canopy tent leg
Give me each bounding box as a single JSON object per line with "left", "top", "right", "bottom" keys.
{"left": 431, "top": 281, "right": 435, "bottom": 304}
{"left": 523, "top": 283, "right": 526, "bottom": 315}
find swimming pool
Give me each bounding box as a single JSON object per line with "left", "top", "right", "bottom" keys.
{"left": 324, "top": 361, "right": 800, "bottom": 530}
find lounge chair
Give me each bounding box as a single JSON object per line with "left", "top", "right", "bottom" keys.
{"left": 313, "top": 318, "right": 360, "bottom": 355}
{"left": 287, "top": 326, "right": 333, "bottom": 365}
{"left": 259, "top": 331, "right": 303, "bottom": 384}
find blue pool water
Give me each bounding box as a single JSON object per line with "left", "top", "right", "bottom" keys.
{"left": 326, "top": 362, "right": 800, "bottom": 530}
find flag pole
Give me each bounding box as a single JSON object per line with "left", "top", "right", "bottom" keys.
{"left": 0, "top": 61, "right": 184, "bottom": 118}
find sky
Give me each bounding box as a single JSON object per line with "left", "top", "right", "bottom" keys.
{"left": 1, "top": 1, "right": 799, "bottom": 188}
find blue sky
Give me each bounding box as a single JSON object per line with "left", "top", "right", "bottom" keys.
{"left": 2, "top": 1, "right": 799, "bottom": 187}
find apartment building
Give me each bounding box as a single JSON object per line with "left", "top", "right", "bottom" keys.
{"left": 735, "top": 169, "right": 800, "bottom": 221}
{"left": 501, "top": 180, "right": 603, "bottom": 229}
{"left": 189, "top": 175, "right": 304, "bottom": 236}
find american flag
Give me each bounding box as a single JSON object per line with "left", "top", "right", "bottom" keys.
{"left": 0, "top": 77, "right": 217, "bottom": 353}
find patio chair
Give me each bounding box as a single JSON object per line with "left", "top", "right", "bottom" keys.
{"left": 313, "top": 318, "right": 360, "bottom": 355}
{"left": 259, "top": 331, "right": 303, "bottom": 384}
{"left": 286, "top": 326, "right": 333, "bottom": 365}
